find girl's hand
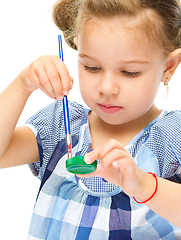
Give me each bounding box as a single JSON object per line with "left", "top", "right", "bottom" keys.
{"left": 18, "top": 55, "right": 73, "bottom": 99}
{"left": 79, "top": 139, "right": 149, "bottom": 197}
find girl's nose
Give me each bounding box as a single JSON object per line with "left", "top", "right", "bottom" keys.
{"left": 98, "top": 72, "right": 119, "bottom": 95}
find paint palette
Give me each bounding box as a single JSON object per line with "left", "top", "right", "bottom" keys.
{"left": 66, "top": 156, "right": 97, "bottom": 174}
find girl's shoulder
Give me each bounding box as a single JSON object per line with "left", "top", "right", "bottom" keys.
{"left": 145, "top": 110, "right": 181, "bottom": 180}
{"left": 157, "top": 109, "right": 181, "bottom": 124}
{"left": 26, "top": 100, "right": 89, "bottom": 128}
{"left": 146, "top": 110, "right": 181, "bottom": 147}
{"left": 128, "top": 110, "right": 181, "bottom": 151}
{"left": 151, "top": 109, "right": 181, "bottom": 133}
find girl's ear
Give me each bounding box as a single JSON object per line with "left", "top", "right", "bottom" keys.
{"left": 163, "top": 49, "right": 181, "bottom": 83}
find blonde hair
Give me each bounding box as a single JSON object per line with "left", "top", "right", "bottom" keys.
{"left": 52, "top": 0, "right": 181, "bottom": 54}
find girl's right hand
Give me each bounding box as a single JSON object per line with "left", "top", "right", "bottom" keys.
{"left": 18, "top": 55, "right": 73, "bottom": 100}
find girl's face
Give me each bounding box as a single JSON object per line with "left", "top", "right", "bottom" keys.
{"left": 77, "top": 17, "right": 167, "bottom": 126}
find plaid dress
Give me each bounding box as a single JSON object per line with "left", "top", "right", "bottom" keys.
{"left": 26, "top": 100, "right": 181, "bottom": 240}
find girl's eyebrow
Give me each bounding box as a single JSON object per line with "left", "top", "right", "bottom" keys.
{"left": 122, "top": 60, "right": 150, "bottom": 64}
{"left": 78, "top": 53, "right": 97, "bottom": 60}
{"left": 79, "top": 53, "right": 149, "bottom": 64}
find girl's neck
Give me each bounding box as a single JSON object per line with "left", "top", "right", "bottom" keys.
{"left": 88, "top": 105, "right": 161, "bottom": 149}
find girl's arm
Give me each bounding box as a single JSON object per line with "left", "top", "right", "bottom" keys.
{"left": 0, "top": 79, "right": 39, "bottom": 167}
{"left": 80, "top": 139, "right": 181, "bottom": 228}
{"left": 0, "top": 55, "right": 73, "bottom": 168}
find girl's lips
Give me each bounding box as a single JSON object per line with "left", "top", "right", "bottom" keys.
{"left": 98, "top": 103, "right": 123, "bottom": 114}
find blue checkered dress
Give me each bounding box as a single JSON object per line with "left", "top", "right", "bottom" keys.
{"left": 26, "top": 100, "right": 181, "bottom": 239}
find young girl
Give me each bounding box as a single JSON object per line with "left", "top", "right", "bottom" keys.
{"left": 1, "top": 0, "right": 181, "bottom": 239}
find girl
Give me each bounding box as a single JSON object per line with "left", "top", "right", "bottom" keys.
{"left": 1, "top": 0, "right": 181, "bottom": 239}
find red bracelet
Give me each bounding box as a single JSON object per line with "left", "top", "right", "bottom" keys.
{"left": 133, "top": 172, "right": 158, "bottom": 204}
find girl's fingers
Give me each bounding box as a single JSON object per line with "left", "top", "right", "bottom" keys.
{"left": 100, "top": 148, "right": 128, "bottom": 169}
{"left": 51, "top": 56, "right": 73, "bottom": 95}
{"left": 42, "top": 58, "right": 63, "bottom": 99}
{"left": 32, "top": 65, "right": 55, "bottom": 98}
{"left": 85, "top": 139, "right": 128, "bottom": 164}
{"left": 84, "top": 148, "right": 101, "bottom": 164}
{"left": 28, "top": 56, "right": 73, "bottom": 99}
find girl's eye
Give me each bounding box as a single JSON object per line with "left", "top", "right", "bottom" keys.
{"left": 84, "top": 65, "right": 101, "bottom": 73}
{"left": 122, "top": 70, "right": 140, "bottom": 77}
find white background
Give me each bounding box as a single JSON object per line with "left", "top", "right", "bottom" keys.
{"left": 0, "top": 0, "right": 181, "bottom": 239}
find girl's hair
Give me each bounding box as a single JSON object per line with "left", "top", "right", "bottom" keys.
{"left": 52, "top": 0, "right": 181, "bottom": 54}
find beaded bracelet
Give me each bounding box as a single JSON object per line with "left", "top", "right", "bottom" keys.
{"left": 133, "top": 172, "right": 158, "bottom": 204}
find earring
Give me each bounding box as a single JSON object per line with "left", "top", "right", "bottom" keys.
{"left": 164, "top": 77, "right": 169, "bottom": 86}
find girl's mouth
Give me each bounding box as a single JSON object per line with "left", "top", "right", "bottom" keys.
{"left": 98, "top": 103, "right": 123, "bottom": 114}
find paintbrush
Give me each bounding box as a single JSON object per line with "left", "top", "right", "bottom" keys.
{"left": 58, "top": 35, "right": 72, "bottom": 159}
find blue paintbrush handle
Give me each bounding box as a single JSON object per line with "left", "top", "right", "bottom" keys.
{"left": 58, "top": 35, "right": 70, "bottom": 135}
{"left": 58, "top": 35, "right": 64, "bottom": 61}
{"left": 62, "top": 95, "right": 71, "bottom": 135}
{"left": 58, "top": 35, "right": 72, "bottom": 158}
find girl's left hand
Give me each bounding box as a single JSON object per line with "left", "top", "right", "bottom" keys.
{"left": 78, "top": 139, "right": 148, "bottom": 197}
